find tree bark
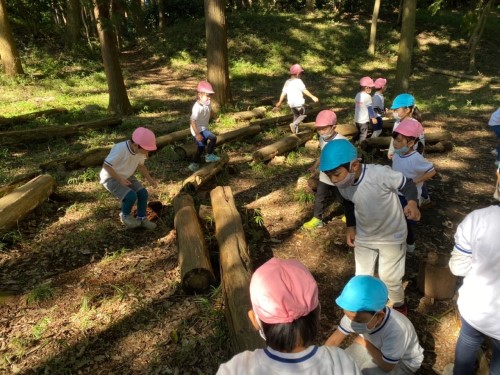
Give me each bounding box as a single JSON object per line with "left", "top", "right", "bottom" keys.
{"left": 94, "top": 0, "right": 133, "bottom": 115}
{"left": 204, "top": 0, "right": 231, "bottom": 108}
{"left": 128, "top": 0, "right": 145, "bottom": 37}
{"left": 210, "top": 186, "right": 263, "bottom": 354}
{"left": 67, "top": 0, "right": 82, "bottom": 48}
{"left": 182, "top": 154, "right": 229, "bottom": 192}
{"left": 0, "top": 108, "right": 69, "bottom": 128}
{"left": 394, "top": 0, "right": 417, "bottom": 94}
{"left": 173, "top": 193, "right": 216, "bottom": 293}
{"left": 0, "top": 172, "right": 41, "bottom": 199}
{"left": 0, "top": 0, "right": 24, "bottom": 76}
{"left": 368, "top": 0, "right": 381, "bottom": 56}
{"left": 359, "top": 130, "right": 452, "bottom": 151}
{"left": 468, "top": 0, "right": 495, "bottom": 73}
{"left": 252, "top": 131, "right": 315, "bottom": 163}
{"left": 417, "top": 252, "right": 457, "bottom": 300}
{"left": 0, "top": 175, "right": 57, "bottom": 235}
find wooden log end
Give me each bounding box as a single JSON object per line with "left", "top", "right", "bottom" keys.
{"left": 182, "top": 269, "right": 216, "bottom": 294}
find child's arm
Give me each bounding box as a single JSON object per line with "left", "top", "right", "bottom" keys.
{"left": 307, "top": 158, "right": 320, "bottom": 175}
{"left": 102, "top": 164, "right": 131, "bottom": 187}
{"left": 413, "top": 168, "right": 436, "bottom": 185}
{"left": 303, "top": 89, "right": 319, "bottom": 103}
{"left": 325, "top": 328, "right": 348, "bottom": 347}
{"left": 399, "top": 178, "right": 421, "bottom": 221}
{"left": 137, "top": 164, "right": 158, "bottom": 188}
{"left": 275, "top": 93, "right": 286, "bottom": 108}
{"left": 353, "top": 336, "right": 396, "bottom": 372}
{"left": 190, "top": 120, "right": 203, "bottom": 142}
{"left": 344, "top": 200, "right": 356, "bottom": 247}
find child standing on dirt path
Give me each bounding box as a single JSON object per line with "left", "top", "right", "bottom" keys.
{"left": 303, "top": 110, "right": 347, "bottom": 230}
{"left": 325, "top": 275, "right": 424, "bottom": 374}
{"left": 318, "top": 139, "right": 421, "bottom": 316}
{"left": 216, "top": 257, "right": 361, "bottom": 375}
{"left": 188, "top": 81, "right": 221, "bottom": 172}
{"left": 354, "top": 77, "right": 378, "bottom": 142}
{"left": 371, "top": 78, "right": 387, "bottom": 138}
{"left": 391, "top": 119, "right": 436, "bottom": 253}
{"left": 274, "top": 63, "right": 319, "bottom": 134}
{"left": 100, "top": 127, "right": 158, "bottom": 230}
{"left": 488, "top": 107, "right": 500, "bottom": 166}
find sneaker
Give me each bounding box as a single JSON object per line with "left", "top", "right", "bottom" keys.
{"left": 406, "top": 243, "right": 415, "bottom": 253}
{"left": 289, "top": 123, "right": 296, "bottom": 134}
{"left": 205, "top": 154, "right": 221, "bottom": 163}
{"left": 119, "top": 213, "right": 141, "bottom": 229}
{"left": 419, "top": 196, "right": 431, "bottom": 207}
{"left": 138, "top": 218, "right": 157, "bottom": 230}
{"left": 188, "top": 163, "right": 199, "bottom": 172}
{"left": 302, "top": 217, "right": 324, "bottom": 230}
{"left": 392, "top": 303, "right": 408, "bottom": 316}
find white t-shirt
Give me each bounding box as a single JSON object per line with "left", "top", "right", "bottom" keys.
{"left": 339, "top": 307, "right": 424, "bottom": 371}
{"left": 281, "top": 78, "right": 306, "bottom": 108}
{"left": 190, "top": 101, "right": 211, "bottom": 135}
{"left": 392, "top": 151, "right": 434, "bottom": 199}
{"left": 99, "top": 141, "right": 146, "bottom": 183}
{"left": 372, "top": 93, "right": 384, "bottom": 116}
{"left": 339, "top": 164, "right": 408, "bottom": 245}
{"left": 216, "top": 345, "right": 361, "bottom": 375}
{"left": 354, "top": 91, "right": 373, "bottom": 123}
{"left": 319, "top": 133, "right": 348, "bottom": 186}
{"left": 488, "top": 107, "right": 500, "bottom": 126}
{"left": 449, "top": 204, "right": 500, "bottom": 340}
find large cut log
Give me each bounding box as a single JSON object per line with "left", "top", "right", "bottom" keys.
{"left": 360, "top": 130, "right": 452, "bottom": 151}
{"left": 0, "top": 172, "right": 41, "bottom": 199}
{"left": 301, "top": 122, "right": 360, "bottom": 137}
{"left": 173, "top": 193, "right": 215, "bottom": 293}
{"left": 251, "top": 105, "right": 326, "bottom": 129}
{"left": 210, "top": 186, "right": 263, "bottom": 354}
{"left": 174, "top": 124, "right": 261, "bottom": 160}
{"left": 0, "top": 117, "right": 122, "bottom": 146}
{"left": 252, "top": 131, "right": 315, "bottom": 163}
{"left": 0, "top": 175, "right": 57, "bottom": 235}
{"left": 156, "top": 128, "right": 191, "bottom": 148}
{"left": 231, "top": 106, "right": 267, "bottom": 121}
{"left": 424, "top": 141, "right": 454, "bottom": 153}
{"left": 182, "top": 154, "right": 229, "bottom": 192}
{"left": 0, "top": 108, "right": 69, "bottom": 128}
{"left": 417, "top": 251, "right": 457, "bottom": 300}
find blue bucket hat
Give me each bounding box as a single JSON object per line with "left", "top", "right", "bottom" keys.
{"left": 391, "top": 93, "right": 415, "bottom": 109}
{"left": 318, "top": 139, "right": 357, "bottom": 172}
{"left": 336, "top": 275, "right": 388, "bottom": 312}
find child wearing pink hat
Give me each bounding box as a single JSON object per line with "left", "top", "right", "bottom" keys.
{"left": 354, "top": 77, "right": 378, "bottom": 142}
{"left": 372, "top": 78, "right": 387, "bottom": 138}
{"left": 275, "top": 64, "right": 319, "bottom": 134}
{"left": 217, "top": 258, "right": 361, "bottom": 375}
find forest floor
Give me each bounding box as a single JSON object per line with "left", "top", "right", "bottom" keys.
{"left": 1, "top": 22, "right": 500, "bottom": 375}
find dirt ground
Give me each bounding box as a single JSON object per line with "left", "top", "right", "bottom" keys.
{"left": 1, "top": 52, "right": 498, "bottom": 375}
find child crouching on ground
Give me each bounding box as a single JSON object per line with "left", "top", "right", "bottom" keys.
{"left": 325, "top": 275, "right": 424, "bottom": 374}
{"left": 188, "top": 81, "right": 221, "bottom": 172}
{"left": 217, "top": 258, "right": 361, "bottom": 375}
{"left": 100, "top": 127, "right": 158, "bottom": 230}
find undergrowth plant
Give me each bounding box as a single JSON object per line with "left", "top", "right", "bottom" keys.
{"left": 26, "top": 282, "right": 55, "bottom": 304}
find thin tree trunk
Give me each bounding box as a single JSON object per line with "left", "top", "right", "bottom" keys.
{"left": 368, "top": 0, "right": 381, "bottom": 55}
{"left": 67, "top": 0, "right": 82, "bottom": 47}
{"left": 0, "top": 0, "right": 24, "bottom": 76}
{"left": 93, "top": 0, "right": 133, "bottom": 115}
{"left": 129, "top": 0, "right": 145, "bottom": 37}
{"left": 468, "top": 0, "right": 494, "bottom": 73}
{"left": 204, "top": 0, "right": 232, "bottom": 109}
{"left": 306, "top": 0, "right": 315, "bottom": 12}
{"left": 394, "top": 0, "right": 417, "bottom": 94}
{"left": 158, "top": 0, "right": 166, "bottom": 30}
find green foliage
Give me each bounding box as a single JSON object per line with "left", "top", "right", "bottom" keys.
{"left": 67, "top": 168, "right": 99, "bottom": 185}
{"left": 32, "top": 317, "right": 51, "bottom": 340}
{"left": 102, "top": 247, "right": 132, "bottom": 263}
{"left": 26, "top": 282, "right": 55, "bottom": 304}
{"left": 293, "top": 189, "right": 315, "bottom": 204}
{"left": 252, "top": 208, "right": 265, "bottom": 227}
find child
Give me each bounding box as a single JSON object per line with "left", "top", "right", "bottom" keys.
{"left": 100, "top": 127, "right": 158, "bottom": 230}
{"left": 303, "top": 110, "right": 347, "bottom": 230}
{"left": 488, "top": 107, "right": 500, "bottom": 166}
{"left": 354, "top": 77, "right": 378, "bottom": 142}
{"left": 275, "top": 63, "right": 319, "bottom": 134}
{"left": 188, "top": 81, "right": 221, "bottom": 172}
{"left": 391, "top": 119, "right": 436, "bottom": 252}
{"left": 448, "top": 197, "right": 500, "bottom": 375}
{"left": 372, "top": 78, "right": 387, "bottom": 138}
{"left": 325, "top": 275, "right": 424, "bottom": 374}
{"left": 318, "top": 139, "right": 421, "bottom": 315}
{"left": 217, "top": 258, "right": 361, "bottom": 375}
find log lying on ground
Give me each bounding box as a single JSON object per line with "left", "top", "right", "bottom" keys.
{"left": 156, "top": 128, "right": 191, "bottom": 148}
{"left": 250, "top": 106, "right": 325, "bottom": 129}
{"left": 0, "top": 108, "right": 69, "bottom": 128}
{"left": 0, "top": 117, "right": 122, "bottom": 146}
{"left": 360, "top": 130, "right": 452, "bottom": 151}
{"left": 0, "top": 172, "right": 41, "bottom": 199}
{"left": 230, "top": 106, "right": 267, "bottom": 121}
{"left": 173, "top": 193, "right": 215, "bottom": 293}
{"left": 418, "top": 251, "right": 457, "bottom": 300}
{"left": 182, "top": 154, "right": 229, "bottom": 192}
{"left": 174, "top": 124, "right": 261, "bottom": 160}
{"left": 210, "top": 186, "right": 263, "bottom": 353}
{"left": 424, "top": 141, "right": 454, "bottom": 153}
{"left": 252, "top": 131, "right": 315, "bottom": 163}
{"left": 301, "top": 122, "right": 360, "bottom": 137}
{"left": 0, "top": 175, "right": 57, "bottom": 235}
{"left": 417, "top": 64, "right": 499, "bottom": 82}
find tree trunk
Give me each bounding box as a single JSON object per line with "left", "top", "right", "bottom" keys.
{"left": 468, "top": 0, "right": 495, "bottom": 73}
{"left": 158, "top": 0, "right": 166, "bottom": 30}
{"left": 368, "top": 0, "right": 382, "bottom": 56}
{"left": 417, "top": 252, "right": 457, "bottom": 300}
{"left": 182, "top": 154, "right": 229, "bottom": 192}
{"left": 0, "top": 108, "right": 69, "bottom": 128}
{"left": 394, "top": 0, "right": 417, "bottom": 94}
{"left": 128, "top": 0, "right": 145, "bottom": 37}
{"left": 0, "top": 175, "right": 57, "bottom": 235}
{"left": 0, "top": 0, "right": 24, "bottom": 76}
{"left": 67, "top": 0, "right": 82, "bottom": 48}
{"left": 305, "top": 0, "right": 315, "bottom": 12}
{"left": 94, "top": 0, "right": 133, "bottom": 115}
{"left": 359, "top": 130, "right": 452, "bottom": 151}
{"left": 173, "top": 193, "right": 216, "bottom": 293}
{"left": 174, "top": 124, "right": 261, "bottom": 160}
{"left": 252, "top": 131, "right": 315, "bottom": 163}
{"left": 204, "top": 0, "right": 231, "bottom": 108}
{"left": 210, "top": 186, "right": 263, "bottom": 354}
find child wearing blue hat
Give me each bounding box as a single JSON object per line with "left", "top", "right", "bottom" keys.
{"left": 325, "top": 275, "right": 424, "bottom": 374}
{"left": 318, "top": 139, "right": 421, "bottom": 315}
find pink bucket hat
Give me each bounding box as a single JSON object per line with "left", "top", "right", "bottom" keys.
{"left": 315, "top": 110, "right": 337, "bottom": 127}
{"left": 250, "top": 258, "right": 319, "bottom": 324}
{"left": 394, "top": 118, "right": 424, "bottom": 138}
{"left": 290, "top": 64, "right": 304, "bottom": 75}
{"left": 359, "top": 76, "right": 374, "bottom": 87}
{"left": 374, "top": 78, "right": 387, "bottom": 89}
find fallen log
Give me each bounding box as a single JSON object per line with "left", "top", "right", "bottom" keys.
{"left": 0, "top": 172, "right": 41, "bottom": 199}
{"left": 301, "top": 122, "right": 360, "bottom": 137}
{"left": 0, "top": 175, "right": 57, "bottom": 235}
{"left": 156, "top": 128, "right": 191, "bottom": 148}
{"left": 230, "top": 106, "right": 267, "bottom": 121}
{"left": 252, "top": 131, "right": 315, "bottom": 163}
{"left": 360, "top": 130, "right": 452, "bottom": 151}
{"left": 250, "top": 106, "right": 325, "bottom": 129}
{"left": 174, "top": 124, "right": 261, "bottom": 160}
{"left": 417, "top": 64, "right": 499, "bottom": 83}
{"left": 0, "top": 117, "right": 122, "bottom": 146}
{"left": 173, "top": 193, "right": 215, "bottom": 293}
{"left": 210, "top": 186, "right": 263, "bottom": 353}
{"left": 418, "top": 252, "right": 457, "bottom": 300}
{"left": 424, "top": 141, "right": 454, "bottom": 153}
{"left": 182, "top": 154, "right": 229, "bottom": 192}
{"left": 0, "top": 108, "right": 69, "bottom": 128}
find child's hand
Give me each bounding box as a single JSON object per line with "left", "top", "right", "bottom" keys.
{"left": 120, "top": 177, "right": 131, "bottom": 187}
{"left": 149, "top": 178, "right": 158, "bottom": 188}
{"left": 353, "top": 335, "right": 367, "bottom": 347}
{"left": 311, "top": 96, "right": 319, "bottom": 103}
{"left": 404, "top": 201, "right": 421, "bottom": 221}
{"left": 307, "top": 165, "right": 318, "bottom": 175}
{"left": 195, "top": 134, "right": 203, "bottom": 142}
{"left": 371, "top": 118, "right": 378, "bottom": 124}
{"left": 387, "top": 152, "right": 394, "bottom": 160}
{"left": 346, "top": 226, "right": 356, "bottom": 247}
